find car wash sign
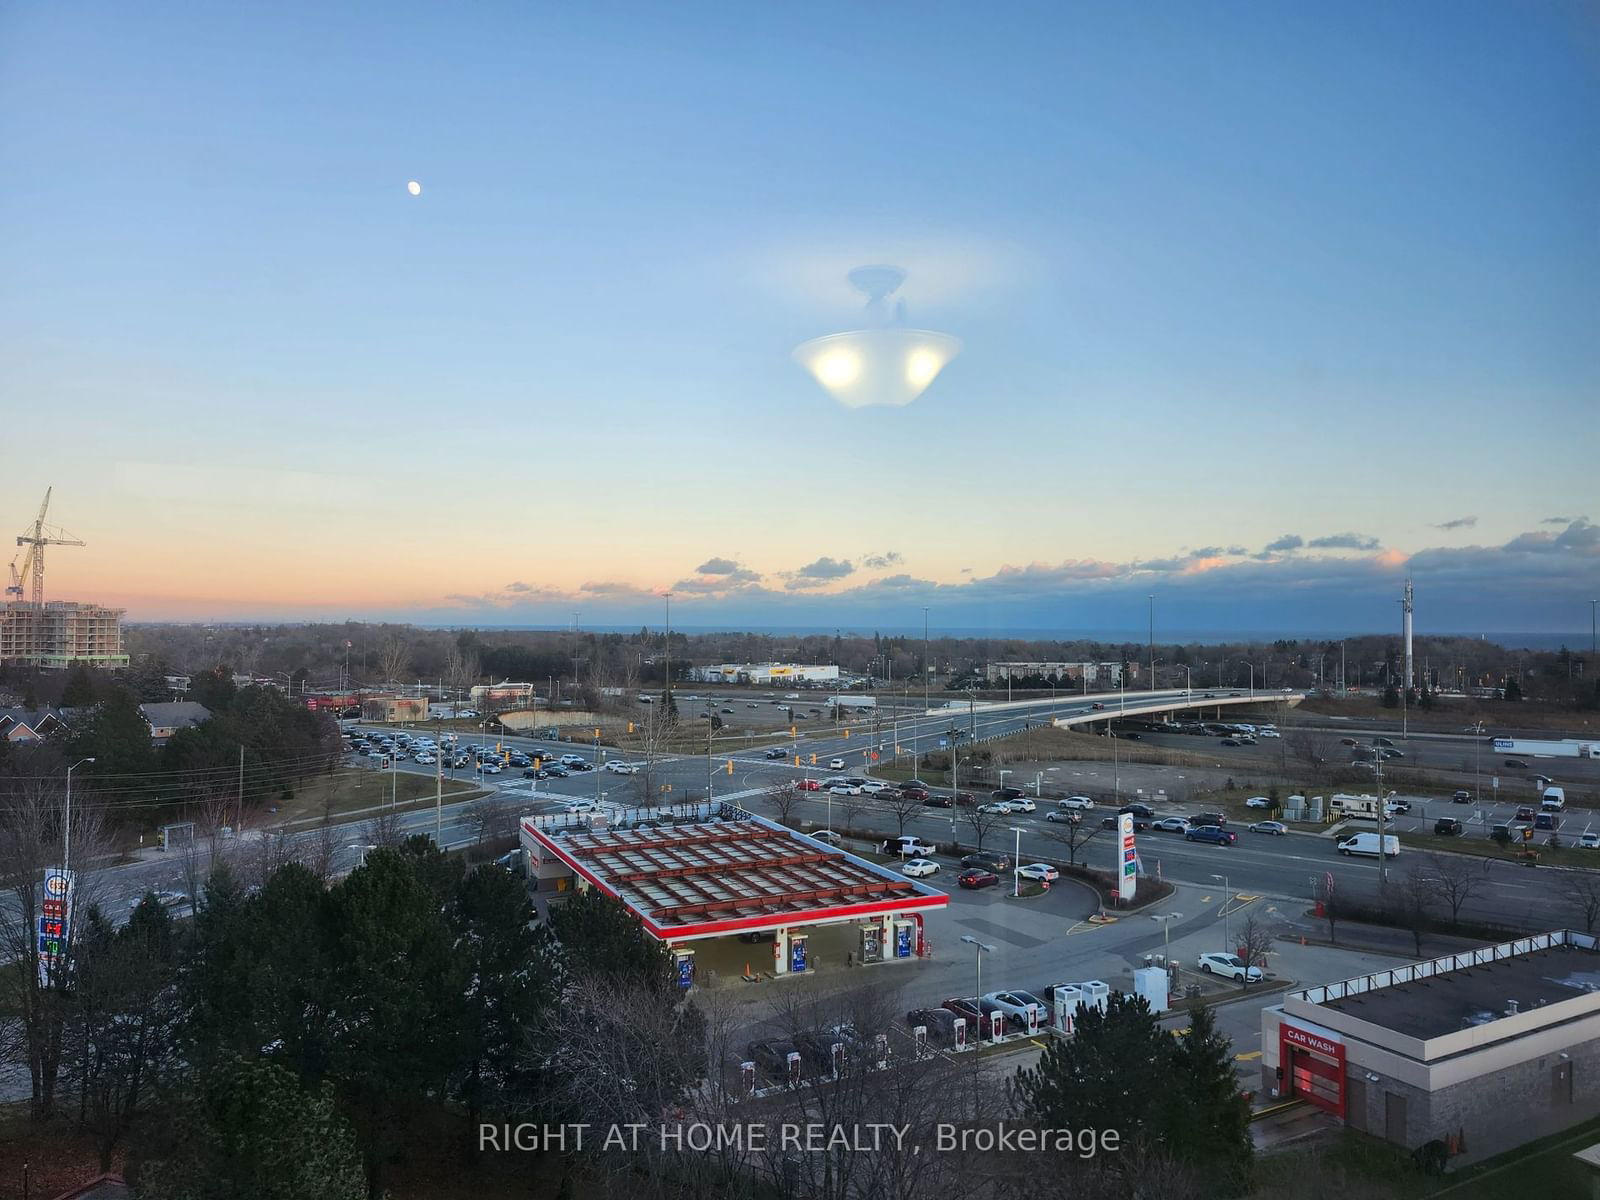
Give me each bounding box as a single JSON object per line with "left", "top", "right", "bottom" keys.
{"left": 37, "top": 867, "right": 76, "bottom": 988}
{"left": 1117, "top": 814, "right": 1138, "bottom": 902}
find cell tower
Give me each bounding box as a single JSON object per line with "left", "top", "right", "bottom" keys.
{"left": 1402, "top": 577, "right": 1415, "bottom": 693}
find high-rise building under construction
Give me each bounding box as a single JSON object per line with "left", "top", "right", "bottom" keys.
{"left": 2, "top": 489, "right": 127, "bottom": 668}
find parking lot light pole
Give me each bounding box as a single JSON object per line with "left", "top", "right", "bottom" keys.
{"left": 1011, "top": 826, "right": 1024, "bottom": 896}
{"left": 1210, "top": 874, "right": 1231, "bottom": 952}
{"left": 959, "top": 934, "right": 995, "bottom": 1000}
{"left": 1150, "top": 911, "right": 1183, "bottom": 960}
{"left": 64, "top": 757, "right": 95, "bottom": 872}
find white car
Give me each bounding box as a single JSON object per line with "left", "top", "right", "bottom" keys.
{"left": 129, "top": 889, "right": 189, "bottom": 911}
{"left": 1017, "top": 863, "right": 1059, "bottom": 882}
{"left": 1153, "top": 817, "right": 1190, "bottom": 833}
{"left": 559, "top": 754, "right": 586, "bottom": 767}
{"left": 811, "top": 830, "right": 843, "bottom": 846}
{"left": 901, "top": 858, "right": 939, "bottom": 878}
{"left": 1058, "top": 796, "right": 1095, "bottom": 811}
{"left": 977, "top": 800, "right": 1017, "bottom": 814}
{"left": 859, "top": 781, "right": 890, "bottom": 794}
{"left": 603, "top": 760, "right": 638, "bottom": 774}
{"left": 1008, "top": 797, "right": 1036, "bottom": 813}
{"left": 561, "top": 798, "right": 603, "bottom": 813}
{"left": 1244, "top": 796, "right": 1273, "bottom": 809}
{"left": 479, "top": 761, "right": 503, "bottom": 774}
{"left": 1580, "top": 832, "right": 1600, "bottom": 850}
{"left": 1197, "top": 952, "right": 1262, "bottom": 983}
{"left": 413, "top": 753, "right": 436, "bottom": 765}
{"left": 829, "top": 757, "right": 846, "bottom": 770}
{"left": 1044, "top": 809, "right": 1081, "bottom": 824}
{"left": 1258, "top": 729, "right": 1281, "bottom": 738}
{"left": 982, "top": 990, "right": 1050, "bottom": 1029}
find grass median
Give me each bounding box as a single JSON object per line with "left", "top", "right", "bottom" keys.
{"left": 274, "top": 767, "right": 485, "bottom": 826}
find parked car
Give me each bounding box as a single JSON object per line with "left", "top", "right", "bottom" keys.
{"left": 882, "top": 835, "right": 935, "bottom": 858}
{"left": 982, "top": 990, "right": 1049, "bottom": 1030}
{"left": 1244, "top": 796, "right": 1273, "bottom": 809}
{"left": 1058, "top": 795, "right": 1095, "bottom": 811}
{"left": 1153, "top": 817, "right": 1190, "bottom": 833}
{"left": 1197, "top": 952, "right": 1262, "bottom": 983}
{"left": 1535, "top": 813, "right": 1561, "bottom": 831}
{"left": 745, "top": 1038, "right": 803, "bottom": 1078}
{"left": 1017, "top": 863, "right": 1059, "bottom": 883}
{"left": 1515, "top": 806, "right": 1537, "bottom": 822}
{"left": 1185, "top": 825, "right": 1237, "bottom": 845}
{"left": 810, "top": 830, "right": 842, "bottom": 846}
{"left": 1580, "top": 832, "right": 1600, "bottom": 850}
{"left": 957, "top": 869, "right": 1000, "bottom": 890}
{"left": 905, "top": 1007, "right": 964, "bottom": 1047}
{"left": 1249, "top": 821, "right": 1287, "bottom": 836}
{"left": 1045, "top": 809, "right": 1080, "bottom": 824}
{"left": 1434, "top": 818, "right": 1464, "bottom": 836}
{"left": 901, "top": 858, "right": 939, "bottom": 878}
{"left": 941, "top": 997, "right": 992, "bottom": 1039}
{"left": 961, "top": 853, "right": 1010, "bottom": 872}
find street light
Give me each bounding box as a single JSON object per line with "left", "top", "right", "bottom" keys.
{"left": 1011, "top": 825, "right": 1025, "bottom": 896}
{"left": 959, "top": 934, "right": 995, "bottom": 999}
{"left": 64, "top": 757, "right": 95, "bottom": 871}
{"left": 1150, "top": 911, "right": 1184, "bottom": 959}
{"left": 1210, "top": 874, "right": 1232, "bottom": 953}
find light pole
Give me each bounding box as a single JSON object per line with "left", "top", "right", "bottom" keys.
{"left": 959, "top": 934, "right": 995, "bottom": 999}
{"left": 64, "top": 757, "right": 95, "bottom": 871}
{"left": 1150, "top": 911, "right": 1183, "bottom": 960}
{"left": 1473, "top": 719, "right": 1484, "bottom": 806}
{"left": 1210, "top": 873, "right": 1232, "bottom": 953}
{"left": 1148, "top": 594, "right": 1156, "bottom": 692}
{"left": 998, "top": 769, "right": 1011, "bottom": 796}
{"left": 1011, "top": 826, "right": 1025, "bottom": 896}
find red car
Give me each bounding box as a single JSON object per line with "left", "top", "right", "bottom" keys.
{"left": 957, "top": 869, "right": 1000, "bottom": 890}
{"left": 794, "top": 779, "right": 822, "bottom": 791}
{"left": 941, "top": 997, "right": 993, "bottom": 1039}
{"left": 1515, "top": 806, "right": 1536, "bottom": 822}
{"left": 901, "top": 786, "right": 930, "bottom": 801}
{"left": 1090, "top": 702, "right": 1106, "bottom": 711}
{"left": 952, "top": 791, "right": 976, "bottom": 807}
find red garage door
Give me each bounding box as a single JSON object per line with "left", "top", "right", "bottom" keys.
{"left": 1280, "top": 1021, "right": 1346, "bottom": 1119}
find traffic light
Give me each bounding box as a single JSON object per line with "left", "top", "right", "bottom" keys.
{"left": 628, "top": 721, "right": 635, "bottom": 733}
{"left": 594, "top": 727, "right": 601, "bottom": 740}
{"left": 842, "top": 729, "right": 850, "bottom": 739}
{"left": 726, "top": 759, "right": 734, "bottom": 775}
{"left": 810, "top": 753, "right": 817, "bottom": 765}
{"left": 793, "top": 755, "right": 801, "bottom": 767}
{"left": 790, "top": 725, "right": 797, "bottom": 737}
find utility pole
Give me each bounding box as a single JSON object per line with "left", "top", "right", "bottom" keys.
{"left": 435, "top": 745, "right": 443, "bottom": 844}
{"left": 1375, "top": 750, "right": 1388, "bottom": 891}
{"left": 1148, "top": 594, "right": 1156, "bottom": 691}
{"left": 238, "top": 745, "right": 245, "bottom": 832}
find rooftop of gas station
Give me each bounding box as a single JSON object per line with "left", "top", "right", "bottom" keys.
{"left": 522, "top": 813, "right": 948, "bottom": 943}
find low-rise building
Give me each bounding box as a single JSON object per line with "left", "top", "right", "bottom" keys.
{"left": 138, "top": 701, "right": 213, "bottom": 744}
{"left": 984, "top": 661, "right": 1124, "bottom": 686}
{"left": 691, "top": 663, "right": 840, "bottom": 685}
{"left": 1261, "top": 929, "right": 1600, "bottom": 1164}
{"left": 0, "top": 707, "right": 71, "bottom": 743}
{"left": 361, "top": 694, "right": 429, "bottom": 722}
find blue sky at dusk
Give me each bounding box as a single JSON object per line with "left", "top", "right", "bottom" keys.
{"left": 2, "top": 1, "right": 1596, "bottom": 635}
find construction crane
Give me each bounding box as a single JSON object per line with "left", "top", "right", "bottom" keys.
{"left": 7, "top": 488, "right": 85, "bottom": 608}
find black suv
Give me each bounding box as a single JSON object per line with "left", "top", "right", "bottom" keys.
{"left": 1119, "top": 803, "right": 1155, "bottom": 818}
{"left": 992, "top": 785, "right": 1026, "bottom": 801}
{"left": 764, "top": 747, "right": 789, "bottom": 760}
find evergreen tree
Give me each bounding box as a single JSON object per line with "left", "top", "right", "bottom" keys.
{"left": 1504, "top": 676, "right": 1523, "bottom": 702}
{"left": 61, "top": 663, "right": 100, "bottom": 708}
{"left": 1381, "top": 685, "right": 1400, "bottom": 708}
{"left": 1162, "top": 1005, "right": 1253, "bottom": 1196}
{"left": 1010, "top": 992, "right": 1171, "bottom": 1138}
{"left": 67, "top": 688, "right": 157, "bottom": 778}
{"left": 135, "top": 1057, "right": 367, "bottom": 1200}
{"left": 544, "top": 887, "right": 674, "bottom": 994}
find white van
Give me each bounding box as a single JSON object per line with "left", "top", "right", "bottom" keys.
{"left": 1337, "top": 832, "right": 1399, "bottom": 858}
{"left": 1541, "top": 786, "right": 1566, "bottom": 812}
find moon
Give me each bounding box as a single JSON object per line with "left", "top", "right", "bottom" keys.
{"left": 406, "top": 180, "right": 422, "bottom": 196}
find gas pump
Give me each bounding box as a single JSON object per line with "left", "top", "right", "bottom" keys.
{"left": 789, "top": 933, "right": 808, "bottom": 974}
{"left": 953, "top": 1019, "right": 968, "bottom": 1051}
{"left": 859, "top": 924, "right": 883, "bottom": 964}
{"left": 892, "top": 918, "right": 914, "bottom": 958}
{"left": 671, "top": 948, "right": 696, "bottom": 991}
{"left": 1025, "top": 1004, "right": 1040, "bottom": 1036}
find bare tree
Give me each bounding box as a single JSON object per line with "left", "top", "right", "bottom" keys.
{"left": 366, "top": 806, "right": 407, "bottom": 850}
{"left": 765, "top": 782, "right": 803, "bottom": 829}
{"left": 377, "top": 635, "right": 412, "bottom": 688}
{"left": 1387, "top": 862, "right": 1435, "bottom": 957}
{"left": 1562, "top": 870, "right": 1600, "bottom": 933}
{"left": 876, "top": 788, "right": 927, "bottom": 838}
{"left": 1316, "top": 875, "right": 1342, "bottom": 943}
{"left": 963, "top": 802, "right": 1008, "bottom": 853}
{"left": 442, "top": 643, "right": 480, "bottom": 702}
{"left": 0, "top": 776, "right": 114, "bottom": 1119}
{"left": 1237, "top": 913, "right": 1275, "bottom": 989}
{"left": 1039, "top": 816, "right": 1100, "bottom": 866}
{"left": 833, "top": 788, "right": 869, "bottom": 835}
{"left": 1426, "top": 854, "right": 1483, "bottom": 928}
{"left": 465, "top": 794, "right": 515, "bottom": 846}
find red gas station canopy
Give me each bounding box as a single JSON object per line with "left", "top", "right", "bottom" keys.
{"left": 524, "top": 816, "right": 948, "bottom": 942}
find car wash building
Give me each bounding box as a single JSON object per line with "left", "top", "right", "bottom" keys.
{"left": 519, "top": 803, "right": 946, "bottom": 987}
{"left": 1261, "top": 929, "right": 1600, "bottom": 1164}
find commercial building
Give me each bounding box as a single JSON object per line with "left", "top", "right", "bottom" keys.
{"left": 1261, "top": 929, "right": 1600, "bottom": 1164}
{"left": 361, "top": 694, "right": 429, "bottom": 722}
{"left": 984, "top": 661, "right": 1124, "bottom": 686}
{"left": 520, "top": 804, "right": 946, "bottom": 983}
{"left": 691, "top": 663, "right": 841, "bottom": 685}
{"left": 469, "top": 682, "right": 537, "bottom": 709}
{"left": 0, "top": 601, "right": 128, "bottom": 669}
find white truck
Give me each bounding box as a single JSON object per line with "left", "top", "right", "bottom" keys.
{"left": 826, "top": 695, "right": 878, "bottom": 710}
{"left": 1541, "top": 786, "right": 1566, "bottom": 812}
{"left": 1337, "top": 832, "right": 1400, "bottom": 858}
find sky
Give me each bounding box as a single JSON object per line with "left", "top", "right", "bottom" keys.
{"left": 2, "top": 1, "right": 1597, "bottom": 638}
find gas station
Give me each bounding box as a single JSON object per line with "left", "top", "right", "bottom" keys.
{"left": 519, "top": 804, "right": 948, "bottom": 988}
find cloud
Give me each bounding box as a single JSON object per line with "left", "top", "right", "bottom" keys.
{"left": 867, "top": 573, "right": 934, "bottom": 589}
{"left": 796, "top": 556, "right": 855, "bottom": 579}
{"left": 1503, "top": 518, "right": 1600, "bottom": 556}
{"left": 1262, "top": 534, "right": 1304, "bottom": 554}
{"left": 695, "top": 557, "right": 740, "bottom": 575}
{"left": 862, "top": 551, "right": 903, "bottom": 569}
{"left": 1542, "top": 516, "right": 1572, "bottom": 525}
{"left": 1307, "top": 532, "right": 1381, "bottom": 551}
{"left": 504, "top": 581, "right": 532, "bottom": 593}
{"left": 1432, "top": 516, "right": 1477, "bottom": 531}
